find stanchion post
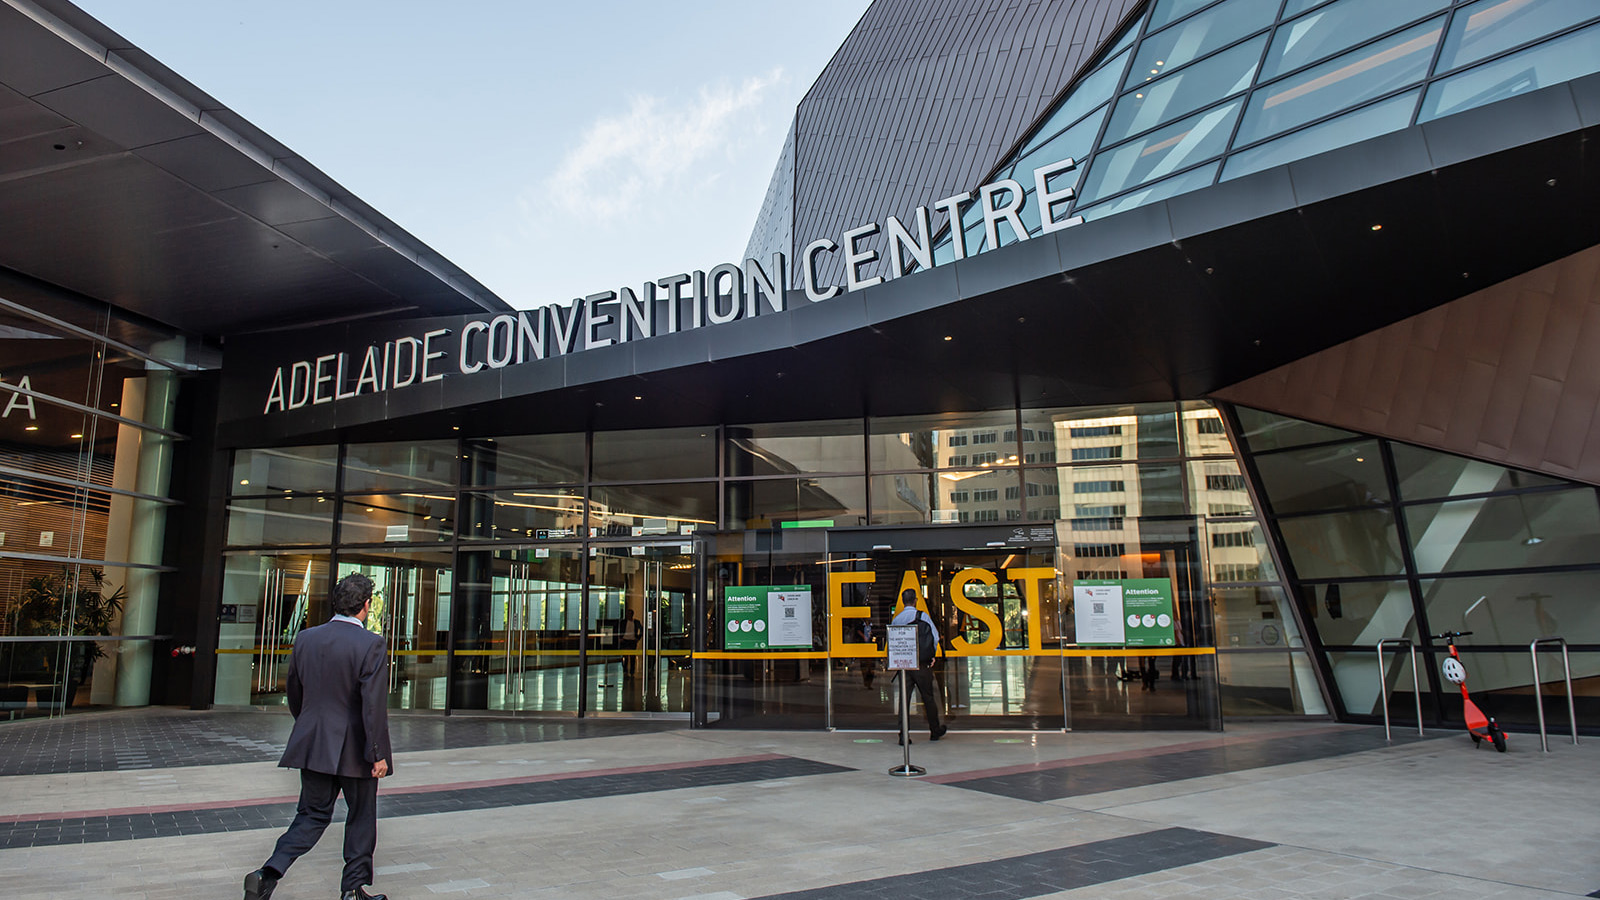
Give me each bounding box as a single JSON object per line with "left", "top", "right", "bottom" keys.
{"left": 886, "top": 623, "right": 924, "bottom": 777}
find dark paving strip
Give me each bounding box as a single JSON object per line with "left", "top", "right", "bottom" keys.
{"left": 0, "top": 755, "right": 849, "bottom": 849}
{"left": 946, "top": 728, "right": 1432, "bottom": 802}
{"left": 751, "top": 827, "right": 1272, "bottom": 900}
{"left": 0, "top": 709, "right": 682, "bottom": 776}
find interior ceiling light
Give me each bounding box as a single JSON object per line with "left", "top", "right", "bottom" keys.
{"left": 24, "top": 425, "right": 38, "bottom": 431}
{"left": 944, "top": 335, "right": 953, "bottom": 341}
{"left": 71, "top": 433, "right": 83, "bottom": 439}
{"left": 1370, "top": 224, "right": 1383, "bottom": 231}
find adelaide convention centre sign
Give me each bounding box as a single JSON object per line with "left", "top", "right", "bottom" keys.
{"left": 258, "top": 157, "right": 1084, "bottom": 416}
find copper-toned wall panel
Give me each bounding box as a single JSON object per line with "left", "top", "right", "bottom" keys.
{"left": 1214, "top": 243, "right": 1600, "bottom": 485}
{"left": 788, "top": 0, "right": 1141, "bottom": 286}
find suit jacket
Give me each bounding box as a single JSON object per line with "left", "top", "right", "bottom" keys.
{"left": 279, "top": 619, "right": 394, "bottom": 779}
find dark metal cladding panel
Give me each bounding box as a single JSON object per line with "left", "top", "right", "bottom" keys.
{"left": 787, "top": 0, "right": 1140, "bottom": 288}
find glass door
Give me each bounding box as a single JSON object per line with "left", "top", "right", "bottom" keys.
{"left": 492, "top": 545, "right": 585, "bottom": 714}
{"left": 1058, "top": 518, "right": 1221, "bottom": 729}
{"left": 827, "top": 539, "right": 1066, "bottom": 731}
{"left": 589, "top": 543, "right": 694, "bottom": 715}
{"left": 214, "top": 551, "right": 329, "bottom": 707}
{"left": 338, "top": 548, "right": 451, "bottom": 710}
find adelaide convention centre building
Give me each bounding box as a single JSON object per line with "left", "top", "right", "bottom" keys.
{"left": 2, "top": 0, "right": 1598, "bottom": 736}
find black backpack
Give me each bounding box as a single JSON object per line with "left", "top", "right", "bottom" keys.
{"left": 915, "top": 617, "right": 937, "bottom": 668}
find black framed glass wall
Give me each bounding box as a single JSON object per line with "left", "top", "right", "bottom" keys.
{"left": 217, "top": 400, "right": 1323, "bottom": 726}
{"left": 1, "top": 289, "right": 204, "bottom": 720}
{"left": 1232, "top": 405, "right": 1600, "bottom": 729}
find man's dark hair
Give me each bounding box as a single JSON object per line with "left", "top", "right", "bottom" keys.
{"left": 331, "top": 573, "right": 374, "bottom": 617}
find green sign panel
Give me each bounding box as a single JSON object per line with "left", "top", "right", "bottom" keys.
{"left": 723, "top": 585, "right": 813, "bottom": 650}
{"left": 1072, "top": 578, "right": 1175, "bottom": 647}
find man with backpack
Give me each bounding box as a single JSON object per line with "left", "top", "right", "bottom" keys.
{"left": 890, "top": 588, "right": 947, "bottom": 743}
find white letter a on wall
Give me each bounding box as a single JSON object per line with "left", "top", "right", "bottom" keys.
{"left": 2, "top": 375, "right": 37, "bottom": 419}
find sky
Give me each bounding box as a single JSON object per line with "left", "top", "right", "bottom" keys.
{"left": 74, "top": 1, "right": 873, "bottom": 310}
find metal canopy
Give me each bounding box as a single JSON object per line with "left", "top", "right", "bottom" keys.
{"left": 0, "top": 0, "right": 510, "bottom": 337}
{"left": 215, "top": 73, "right": 1600, "bottom": 449}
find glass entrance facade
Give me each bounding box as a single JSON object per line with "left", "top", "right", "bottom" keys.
{"left": 1, "top": 288, "right": 205, "bottom": 720}
{"left": 218, "top": 400, "right": 1320, "bottom": 728}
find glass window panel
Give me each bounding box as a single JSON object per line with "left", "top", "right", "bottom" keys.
{"left": 724, "top": 476, "right": 867, "bottom": 530}
{"left": 342, "top": 440, "right": 459, "bottom": 492}
{"left": 1254, "top": 439, "right": 1388, "bottom": 514}
{"left": 1224, "top": 90, "right": 1419, "bottom": 180}
{"left": 1010, "top": 106, "right": 1104, "bottom": 196}
{"left": 1023, "top": 403, "right": 1180, "bottom": 464}
{"left": 1297, "top": 579, "right": 1415, "bottom": 645}
{"left": 463, "top": 434, "right": 585, "bottom": 486}
{"left": 1078, "top": 161, "right": 1221, "bottom": 219}
{"left": 1109, "top": 36, "right": 1266, "bottom": 142}
{"left": 1404, "top": 488, "right": 1600, "bottom": 574}
{"left": 725, "top": 419, "right": 865, "bottom": 476}
{"left": 1420, "top": 569, "right": 1600, "bottom": 647}
{"left": 869, "top": 410, "right": 1016, "bottom": 471}
{"left": 1219, "top": 651, "right": 1299, "bottom": 715}
{"left": 1148, "top": 0, "right": 1223, "bottom": 31}
{"left": 231, "top": 446, "right": 338, "bottom": 495}
{"left": 1263, "top": 0, "right": 1452, "bottom": 80}
{"left": 1213, "top": 585, "right": 1301, "bottom": 648}
{"left": 339, "top": 493, "right": 455, "bottom": 544}
{"left": 1279, "top": 508, "right": 1406, "bottom": 578}
{"left": 225, "top": 496, "right": 335, "bottom": 547}
{"left": 1326, "top": 648, "right": 1423, "bottom": 717}
{"left": 1082, "top": 102, "right": 1238, "bottom": 201}
{"left": 1039, "top": 463, "right": 1185, "bottom": 519}
{"left": 1237, "top": 18, "right": 1444, "bottom": 144}
{"left": 591, "top": 427, "right": 715, "bottom": 481}
{"left": 1008, "top": 107, "right": 1104, "bottom": 215}
{"left": 461, "top": 488, "right": 583, "bottom": 541}
{"left": 1234, "top": 406, "right": 1358, "bottom": 452}
{"left": 1391, "top": 443, "right": 1564, "bottom": 501}
{"left": 1283, "top": 0, "right": 1334, "bottom": 15}
{"left": 1, "top": 481, "right": 112, "bottom": 560}
{"left": 1182, "top": 401, "right": 1236, "bottom": 456}
{"left": 1421, "top": 21, "right": 1600, "bottom": 121}
{"left": 1206, "top": 520, "right": 1279, "bottom": 582}
{"left": 1436, "top": 0, "right": 1599, "bottom": 71}
{"left": 1015, "top": 50, "right": 1131, "bottom": 159}
{"left": 1129, "top": 0, "right": 1277, "bottom": 90}
{"left": 589, "top": 482, "right": 717, "bottom": 536}
{"left": 0, "top": 315, "right": 98, "bottom": 412}
{"left": 1218, "top": 651, "right": 1327, "bottom": 715}
{"left": 1192, "top": 460, "right": 1255, "bottom": 517}
{"left": 869, "top": 469, "right": 1023, "bottom": 525}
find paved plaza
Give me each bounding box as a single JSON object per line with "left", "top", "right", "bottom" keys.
{"left": 0, "top": 710, "right": 1594, "bottom": 899}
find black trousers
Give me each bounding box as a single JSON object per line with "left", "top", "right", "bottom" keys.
{"left": 902, "top": 668, "right": 943, "bottom": 733}
{"left": 266, "top": 769, "right": 379, "bottom": 892}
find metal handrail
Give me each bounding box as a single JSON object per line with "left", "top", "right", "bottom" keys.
{"left": 1529, "top": 637, "right": 1580, "bottom": 752}
{"left": 1377, "top": 638, "right": 1423, "bottom": 742}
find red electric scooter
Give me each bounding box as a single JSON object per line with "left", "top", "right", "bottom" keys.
{"left": 1431, "top": 630, "right": 1507, "bottom": 752}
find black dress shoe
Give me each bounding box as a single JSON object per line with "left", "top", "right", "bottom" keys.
{"left": 342, "top": 888, "right": 386, "bottom": 900}
{"left": 243, "top": 868, "right": 278, "bottom": 900}
{"left": 930, "top": 725, "right": 948, "bottom": 741}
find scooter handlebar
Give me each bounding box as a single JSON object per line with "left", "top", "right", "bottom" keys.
{"left": 1430, "top": 630, "right": 1473, "bottom": 639}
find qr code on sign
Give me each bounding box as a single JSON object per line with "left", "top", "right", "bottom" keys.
{"left": 1092, "top": 602, "right": 1105, "bottom": 614}
{"left": 784, "top": 608, "right": 795, "bottom": 618}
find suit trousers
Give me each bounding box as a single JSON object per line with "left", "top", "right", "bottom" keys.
{"left": 266, "top": 769, "right": 379, "bottom": 892}
{"left": 902, "top": 668, "right": 943, "bottom": 732}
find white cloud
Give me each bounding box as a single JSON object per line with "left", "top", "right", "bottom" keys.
{"left": 537, "top": 68, "right": 786, "bottom": 225}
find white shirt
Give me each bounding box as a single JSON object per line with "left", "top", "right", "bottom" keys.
{"left": 891, "top": 606, "right": 938, "bottom": 635}
{"left": 332, "top": 613, "right": 364, "bottom": 626}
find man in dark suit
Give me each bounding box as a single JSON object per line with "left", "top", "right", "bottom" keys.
{"left": 245, "top": 573, "right": 394, "bottom": 900}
